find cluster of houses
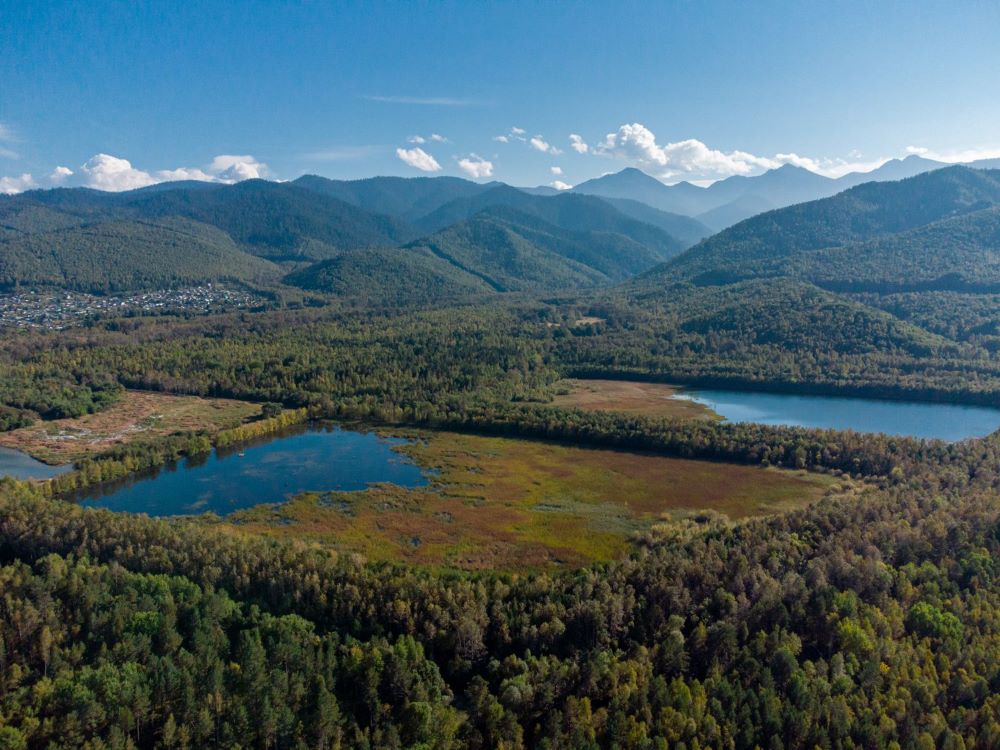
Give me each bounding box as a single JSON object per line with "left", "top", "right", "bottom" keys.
{"left": 0, "top": 285, "right": 267, "bottom": 330}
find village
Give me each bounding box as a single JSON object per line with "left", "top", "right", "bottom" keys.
{"left": 0, "top": 285, "right": 268, "bottom": 330}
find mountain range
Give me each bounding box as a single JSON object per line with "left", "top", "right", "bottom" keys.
{"left": 4, "top": 159, "right": 1000, "bottom": 304}
{"left": 643, "top": 165, "right": 1000, "bottom": 290}
{"left": 571, "top": 155, "right": 1000, "bottom": 229}
{"left": 0, "top": 174, "right": 694, "bottom": 297}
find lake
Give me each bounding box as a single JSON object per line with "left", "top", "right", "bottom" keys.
{"left": 0, "top": 447, "right": 73, "bottom": 481}
{"left": 677, "top": 389, "right": 1000, "bottom": 441}
{"left": 71, "top": 423, "right": 432, "bottom": 517}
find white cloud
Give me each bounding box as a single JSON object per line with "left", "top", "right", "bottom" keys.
{"left": 156, "top": 167, "right": 217, "bottom": 182}
{"left": 530, "top": 136, "right": 562, "bottom": 155}
{"left": 905, "top": 145, "right": 1000, "bottom": 163}
{"left": 550, "top": 180, "right": 572, "bottom": 191}
{"left": 0, "top": 173, "right": 35, "bottom": 194}
{"left": 497, "top": 127, "right": 528, "bottom": 143}
{"left": 49, "top": 166, "right": 73, "bottom": 184}
{"left": 80, "top": 154, "right": 157, "bottom": 191}
{"left": 457, "top": 154, "right": 494, "bottom": 179}
{"left": 396, "top": 147, "right": 441, "bottom": 172}
{"left": 596, "top": 123, "right": 778, "bottom": 180}
{"left": 594, "top": 122, "right": 891, "bottom": 181}
{"left": 208, "top": 154, "right": 268, "bottom": 182}
{"left": 75, "top": 152, "right": 268, "bottom": 192}
{"left": 408, "top": 133, "right": 448, "bottom": 146}
{"left": 569, "top": 134, "right": 589, "bottom": 154}
{"left": 550, "top": 166, "right": 563, "bottom": 175}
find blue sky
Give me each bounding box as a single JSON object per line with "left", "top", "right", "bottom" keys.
{"left": 2, "top": 0, "right": 999, "bottom": 193}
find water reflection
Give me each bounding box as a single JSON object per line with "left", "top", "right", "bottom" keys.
{"left": 72, "top": 423, "right": 431, "bottom": 517}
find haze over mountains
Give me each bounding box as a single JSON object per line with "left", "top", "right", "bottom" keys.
{"left": 572, "top": 155, "right": 1000, "bottom": 229}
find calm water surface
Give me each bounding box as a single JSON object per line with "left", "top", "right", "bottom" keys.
{"left": 73, "top": 423, "right": 431, "bottom": 517}
{"left": 678, "top": 389, "right": 1000, "bottom": 441}
{"left": 0, "top": 447, "right": 72, "bottom": 481}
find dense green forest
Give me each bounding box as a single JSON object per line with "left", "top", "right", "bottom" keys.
{"left": 3, "top": 410, "right": 1000, "bottom": 747}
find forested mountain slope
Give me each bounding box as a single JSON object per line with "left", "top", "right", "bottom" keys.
{"left": 0, "top": 180, "right": 417, "bottom": 276}
{"left": 401, "top": 206, "right": 678, "bottom": 292}
{"left": 0, "top": 217, "right": 278, "bottom": 293}
{"left": 103, "top": 179, "right": 417, "bottom": 261}
{"left": 414, "top": 185, "right": 686, "bottom": 258}
{"left": 645, "top": 166, "right": 1000, "bottom": 286}
{"left": 283, "top": 246, "right": 492, "bottom": 305}
{"left": 597, "top": 196, "right": 712, "bottom": 246}
{"left": 291, "top": 173, "right": 494, "bottom": 220}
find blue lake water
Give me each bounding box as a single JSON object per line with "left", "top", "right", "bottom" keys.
{"left": 677, "top": 389, "right": 1000, "bottom": 441}
{"left": 0, "top": 447, "right": 73, "bottom": 481}
{"left": 71, "top": 423, "right": 432, "bottom": 517}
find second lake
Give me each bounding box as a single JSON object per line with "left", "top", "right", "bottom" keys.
{"left": 677, "top": 389, "right": 1000, "bottom": 441}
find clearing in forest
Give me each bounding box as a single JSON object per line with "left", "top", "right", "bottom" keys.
{"left": 551, "top": 378, "right": 720, "bottom": 420}
{"left": 0, "top": 390, "right": 261, "bottom": 464}
{"left": 227, "top": 429, "right": 843, "bottom": 570}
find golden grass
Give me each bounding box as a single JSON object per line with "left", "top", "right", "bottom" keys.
{"left": 0, "top": 390, "right": 261, "bottom": 464}
{"left": 226, "top": 429, "right": 842, "bottom": 571}
{"left": 550, "top": 379, "right": 720, "bottom": 420}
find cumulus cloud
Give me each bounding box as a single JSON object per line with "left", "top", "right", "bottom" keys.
{"left": 595, "top": 124, "right": 777, "bottom": 180}
{"left": 74, "top": 153, "right": 269, "bottom": 192}
{"left": 208, "top": 154, "right": 268, "bottom": 182}
{"left": 550, "top": 180, "right": 572, "bottom": 191}
{"left": 396, "top": 147, "right": 441, "bottom": 172}
{"left": 493, "top": 135, "right": 510, "bottom": 143}
{"left": 594, "top": 122, "right": 891, "bottom": 181}
{"left": 49, "top": 166, "right": 73, "bottom": 184}
{"left": 0, "top": 173, "right": 35, "bottom": 194}
{"left": 529, "top": 135, "right": 562, "bottom": 155}
{"left": 79, "top": 154, "right": 157, "bottom": 191}
{"left": 155, "top": 167, "right": 217, "bottom": 182}
{"left": 569, "top": 134, "right": 589, "bottom": 154}
{"left": 430, "top": 133, "right": 448, "bottom": 143}
{"left": 407, "top": 135, "right": 426, "bottom": 144}
{"left": 550, "top": 166, "right": 563, "bottom": 176}
{"left": 511, "top": 127, "right": 525, "bottom": 136}
{"left": 457, "top": 154, "right": 494, "bottom": 179}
